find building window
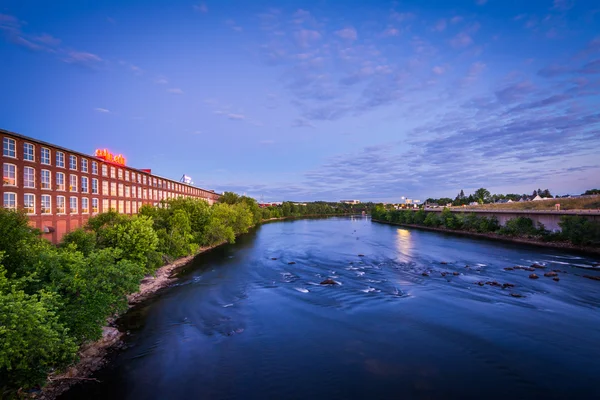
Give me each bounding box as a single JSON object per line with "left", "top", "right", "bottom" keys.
{"left": 70, "top": 174, "right": 78, "bottom": 192}
{"left": 132, "top": 201, "right": 137, "bottom": 214}
{"left": 56, "top": 172, "right": 65, "bottom": 191}
{"left": 3, "top": 192, "right": 16, "bottom": 210}
{"left": 118, "top": 200, "right": 124, "bottom": 213}
{"left": 118, "top": 169, "right": 123, "bottom": 180}
{"left": 81, "top": 158, "right": 88, "bottom": 173}
{"left": 125, "top": 201, "right": 131, "bottom": 214}
{"left": 102, "top": 181, "right": 109, "bottom": 196}
{"left": 81, "top": 197, "right": 89, "bottom": 214}
{"left": 70, "top": 197, "right": 78, "bottom": 214}
{"left": 125, "top": 186, "right": 130, "bottom": 198}
{"left": 143, "top": 188, "right": 148, "bottom": 199}
{"left": 81, "top": 176, "right": 88, "bottom": 193}
{"left": 56, "top": 151, "right": 65, "bottom": 168}
{"left": 92, "top": 198, "right": 99, "bottom": 213}
{"left": 3, "top": 163, "right": 16, "bottom": 186}
{"left": 118, "top": 183, "right": 124, "bottom": 197}
{"left": 23, "top": 143, "right": 35, "bottom": 162}
{"left": 102, "top": 199, "right": 109, "bottom": 212}
{"left": 110, "top": 199, "right": 117, "bottom": 211}
{"left": 41, "top": 169, "right": 51, "bottom": 189}
{"left": 102, "top": 164, "right": 108, "bottom": 177}
{"left": 3, "top": 138, "right": 16, "bottom": 158}
{"left": 56, "top": 196, "right": 65, "bottom": 214}
{"left": 91, "top": 161, "right": 98, "bottom": 175}
{"left": 24, "top": 194, "right": 35, "bottom": 214}
{"left": 41, "top": 195, "right": 51, "bottom": 214}
{"left": 125, "top": 170, "right": 129, "bottom": 181}
{"left": 41, "top": 148, "right": 50, "bottom": 165}
{"left": 91, "top": 178, "right": 98, "bottom": 194}
{"left": 131, "top": 186, "right": 136, "bottom": 199}
{"left": 69, "top": 155, "right": 77, "bottom": 170}
{"left": 137, "top": 174, "right": 142, "bottom": 184}
{"left": 110, "top": 182, "right": 117, "bottom": 196}
{"left": 143, "top": 175, "right": 147, "bottom": 185}
{"left": 23, "top": 166, "right": 35, "bottom": 188}
{"left": 110, "top": 167, "right": 116, "bottom": 179}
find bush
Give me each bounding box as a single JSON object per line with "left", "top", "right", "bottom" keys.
{"left": 60, "top": 228, "right": 96, "bottom": 256}
{"left": 499, "top": 217, "right": 545, "bottom": 236}
{"left": 559, "top": 216, "right": 600, "bottom": 246}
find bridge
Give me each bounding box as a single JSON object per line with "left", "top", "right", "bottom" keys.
{"left": 424, "top": 208, "right": 600, "bottom": 231}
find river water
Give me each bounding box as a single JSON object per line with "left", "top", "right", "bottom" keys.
{"left": 61, "top": 216, "right": 600, "bottom": 400}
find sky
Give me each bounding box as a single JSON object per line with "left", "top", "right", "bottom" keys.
{"left": 1, "top": 0, "right": 599, "bottom": 202}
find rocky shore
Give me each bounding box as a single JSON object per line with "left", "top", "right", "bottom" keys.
{"left": 38, "top": 244, "right": 225, "bottom": 399}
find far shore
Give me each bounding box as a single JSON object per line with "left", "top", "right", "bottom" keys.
{"left": 372, "top": 219, "right": 600, "bottom": 256}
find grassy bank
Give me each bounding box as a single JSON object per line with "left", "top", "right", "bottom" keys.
{"left": 371, "top": 206, "right": 600, "bottom": 250}
{"left": 454, "top": 195, "right": 600, "bottom": 211}
{"left": 372, "top": 219, "right": 600, "bottom": 256}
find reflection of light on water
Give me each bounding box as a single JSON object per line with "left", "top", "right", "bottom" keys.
{"left": 396, "top": 228, "right": 412, "bottom": 256}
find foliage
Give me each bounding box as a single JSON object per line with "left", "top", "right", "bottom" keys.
{"left": 499, "top": 217, "right": 545, "bottom": 236}
{"left": 559, "top": 216, "right": 600, "bottom": 246}
{"left": 60, "top": 228, "right": 97, "bottom": 256}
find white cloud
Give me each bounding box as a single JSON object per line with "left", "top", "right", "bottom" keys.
{"left": 450, "top": 32, "right": 473, "bottom": 48}
{"left": 94, "top": 108, "right": 110, "bottom": 113}
{"left": 227, "top": 113, "right": 246, "bottom": 120}
{"left": 432, "top": 66, "right": 445, "bottom": 75}
{"left": 167, "top": 88, "right": 184, "bottom": 94}
{"left": 382, "top": 27, "right": 400, "bottom": 37}
{"left": 193, "top": 3, "right": 208, "bottom": 13}
{"left": 335, "top": 27, "right": 358, "bottom": 40}
{"left": 294, "top": 29, "right": 321, "bottom": 47}
{"left": 155, "top": 77, "right": 168, "bottom": 85}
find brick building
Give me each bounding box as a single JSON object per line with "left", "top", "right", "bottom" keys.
{"left": 1, "top": 129, "right": 220, "bottom": 243}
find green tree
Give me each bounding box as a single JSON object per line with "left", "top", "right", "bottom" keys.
{"left": 474, "top": 188, "right": 491, "bottom": 204}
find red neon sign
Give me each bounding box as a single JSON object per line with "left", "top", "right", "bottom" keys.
{"left": 95, "top": 149, "right": 126, "bottom": 166}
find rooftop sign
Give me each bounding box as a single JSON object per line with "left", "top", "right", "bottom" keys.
{"left": 95, "top": 149, "right": 126, "bottom": 166}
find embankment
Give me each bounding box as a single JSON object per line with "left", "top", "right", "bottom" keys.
{"left": 372, "top": 219, "right": 600, "bottom": 256}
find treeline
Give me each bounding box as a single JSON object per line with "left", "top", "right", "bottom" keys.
{"left": 426, "top": 188, "right": 555, "bottom": 206}
{"left": 0, "top": 194, "right": 369, "bottom": 393}
{"left": 371, "top": 206, "right": 600, "bottom": 246}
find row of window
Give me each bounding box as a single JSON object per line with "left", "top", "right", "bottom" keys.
{"left": 3, "top": 137, "right": 98, "bottom": 173}
{"left": 2, "top": 193, "right": 149, "bottom": 215}
{"left": 3, "top": 137, "right": 214, "bottom": 198}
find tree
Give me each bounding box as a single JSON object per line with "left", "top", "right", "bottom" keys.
{"left": 217, "top": 191, "right": 241, "bottom": 205}
{"left": 474, "top": 188, "right": 491, "bottom": 203}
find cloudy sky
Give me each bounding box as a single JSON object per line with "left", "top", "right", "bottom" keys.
{"left": 1, "top": 0, "right": 599, "bottom": 202}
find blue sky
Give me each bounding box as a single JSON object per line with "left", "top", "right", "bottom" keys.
{"left": 1, "top": 0, "right": 599, "bottom": 202}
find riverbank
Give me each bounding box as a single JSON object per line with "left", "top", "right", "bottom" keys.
{"left": 38, "top": 242, "right": 227, "bottom": 399}
{"left": 372, "top": 219, "right": 600, "bottom": 256}
{"left": 38, "top": 214, "right": 359, "bottom": 399}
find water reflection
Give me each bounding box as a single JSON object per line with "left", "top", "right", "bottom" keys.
{"left": 395, "top": 228, "right": 412, "bottom": 256}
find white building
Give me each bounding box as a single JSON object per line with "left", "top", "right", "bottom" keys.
{"left": 340, "top": 200, "right": 361, "bottom": 204}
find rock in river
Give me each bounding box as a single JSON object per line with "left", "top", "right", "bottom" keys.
{"left": 529, "top": 274, "right": 539, "bottom": 279}
{"left": 544, "top": 271, "right": 558, "bottom": 277}
{"left": 531, "top": 263, "right": 545, "bottom": 269}
{"left": 320, "top": 278, "right": 338, "bottom": 285}
{"left": 288, "top": 261, "right": 296, "bottom": 265}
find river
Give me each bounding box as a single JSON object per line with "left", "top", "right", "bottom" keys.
{"left": 61, "top": 216, "right": 600, "bottom": 400}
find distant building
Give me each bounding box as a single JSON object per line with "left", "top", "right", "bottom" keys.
{"left": 340, "top": 200, "right": 360, "bottom": 204}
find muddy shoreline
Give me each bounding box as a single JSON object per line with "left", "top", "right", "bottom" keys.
{"left": 372, "top": 219, "right": 600, "bottom": 256}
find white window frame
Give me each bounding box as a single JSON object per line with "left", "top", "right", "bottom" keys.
{"left": 81, "top": 176, "right": 89, "bottom": 193}
{"left": 56, "top": 151, "right": 65, "bottom": 168}
{"left": 102, "top": 198, "right": 109, "bottom": 212}
{"left": 41, "top": 147, "right": 51, "bottom": 165}
{"left": 3, "top": 192, "right": 16, "bottom": 210}
{"left": 81, "top": 158, "right": 88, "bottom": 173}
{"left": 3, "top": 138, "right": 16, "bottom": 158}
{"left": 23, "top": 143, "right": 35, "bottom": 162}
{"left": 69, "top": 196, "right": 78, "bottom": 214}
{"left": 69, "top": 154, "right": 77, "bottom": 170}
{"left": 125, "top": 170, "right": 130, "bottom": 181}
{"left": 23, "top": 166, "right": 35, "bottom": 188}
{"left": 3, "top": 163, "right": 17, "bottom": 186}
{"left": 91, "top": 161, "right": 98, "bottom": 175}
{"left": 92, "top": 198, "right": 99, "bottom": 214}
{"left": 56, "top": 172, "right": 65, "bottom": 191}
{"left": 56, "top": 196, "right": 66, "bottom": 214}
{"left": 111, "top": 167, "right": 116, "bottom": 179}
{"left": 70, "top": 174, "right": 78, "bottom": 192}
{"left": 111, "top": 182, "right": 117, "bottom": 196}
{"left": 102, "top": 164, "right": 108, "bottom": 177}
{"left": 118, "top": 168, "right": 123, "bottom": 180}
{"left": 91, "top": 178, "right": 98, "bottom": 194}
{"left": 24, "top": 193, "right": 35, "bottom": 215}
{"left": 41, "top": 169, "right": 51, "bottom": 190}
{"left": 81, "top": 197, "right": 89, "bottom": 214}
{"left": 102, "top": 180, "right": 109, "bottom": 196}
{"left": 41, "top": 194, "right": 51, "bottom": 215}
